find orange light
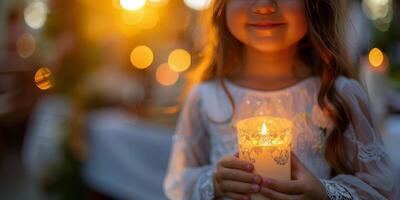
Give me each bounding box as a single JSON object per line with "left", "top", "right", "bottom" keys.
{"left": 156, "top": 63, "right": 179, "bottom": 86}
{"left": 148, "top": 0, "right": 169, "bottom": 6}
{"left": 369, "top": 48, "right": 384, "bottom": 67}
{"left": 130, "top": 45, "right": 154, "bottom": 69}
{"left": 84, "top": 14, "right": 108, "bottom": 42}
{"left": 34, "top": 67, "right": 54, "bottom": 90}
{"left": 168, "top": 49, "right": 191, "bottom": 72}
{"left": 120, "top": 0, "right": 146, "bottom": 10}
{"left": 121, "top": 10, "right": 144, "bottom": 26}
{"left": 138, "top": 9, "right": 159, "bottom": 29}
{"left": 16, "top": 32, "right": 36, "bottom": 58}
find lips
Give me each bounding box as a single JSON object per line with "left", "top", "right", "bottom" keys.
{"left": 248, "top": 22, "right": 285, "bottom": 30}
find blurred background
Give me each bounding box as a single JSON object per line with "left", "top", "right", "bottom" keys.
{"left": 0, "top": 0, "right": 399, "bottom": 199}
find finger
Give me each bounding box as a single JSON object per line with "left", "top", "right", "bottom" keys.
{"left": 221, "top": 180, "right": 261, "bottom": 194}
{"left": 234, "top": 152, "right": 239, "bottom": 158}
{"left": 262, "top": 178, "right": 303, "bottom": 194}
{"left": 260, "top": 187, "right": 300, "bottom": 200}
{"left": 225, "top": 192, "right": 250, "bottom": 200}
{"left": 221, "top": 156, "right": 253, "bottom": 172}
{"left": 219, "top": 168, "right": 262, "bottom": 184}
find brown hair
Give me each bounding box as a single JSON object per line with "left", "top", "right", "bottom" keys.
{"left": 191, "top": 0, "right": 355, "bottom": 175}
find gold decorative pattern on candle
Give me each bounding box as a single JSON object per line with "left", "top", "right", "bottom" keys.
{"left": 237, "top": 116, "right": 293, "bottom": 200}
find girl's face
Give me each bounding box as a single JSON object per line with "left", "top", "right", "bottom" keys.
{"left": 226, "top": 0, "right": 308, "bottom": 52}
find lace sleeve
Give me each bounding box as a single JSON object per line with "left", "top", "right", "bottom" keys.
{"left": 164, "top": 85, "right": 216, "bottom": 200}
{"left": 320, "top": 78, "right": 399, "bottom": 200}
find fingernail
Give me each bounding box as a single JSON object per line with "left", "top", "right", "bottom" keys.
{"left": 263, "top": 178, "right": 271, "bottom": 185}
{"left": 251, "top": 184, "right": 260, "bottom": 192}
{"left": 242, "top": 196, "right": 249, "bottom": 200}
{"left": 253, "top": 176, "right": 261, "bottom": 184}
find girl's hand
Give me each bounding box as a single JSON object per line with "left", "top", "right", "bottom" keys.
{"left": 214, "top": 154, "right": 262, "bottom": 200}
{"left": 260, "top": 152, "right": 329, "bottom": 200}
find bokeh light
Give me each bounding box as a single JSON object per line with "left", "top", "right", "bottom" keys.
{"left": 148, "top": 0, "right": 169, "bottom": 6}
{"left": 362, "top": 0, "right": 393, "bottom": 31}
{"left": 369, "top": 48, "right": 384, "bottom": 67}
{"left": 130, "top": 45, "right": 154, "bottom": 69}
{"left": 168, "top": 49, "right": 191, "bottom": 72}
{"left": 34, "top": 67, "right": 54, "bottom": 90}
{"left": 183, "top": 0, "right": 211, "bottom": 11}
{"left": 16, "top": 33, "right": 36, "bottom": 59}
{"left": 156, "top": 63, "right": 179, "bottom": 86}
{"left": 120, "top": 0, "right": 146, "bottom": 11}
{"left": 138, "top": 9, "right": 159, "bottom": 29}
{"left": 24, "top": 1, "right": 48, "bottom": 29}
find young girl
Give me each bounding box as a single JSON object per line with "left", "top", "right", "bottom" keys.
{"left": 164, "top": 0, "right": 399, "bottom": 199}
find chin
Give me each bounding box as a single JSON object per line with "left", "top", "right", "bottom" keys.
{"left": 249, "top": 41, "right": 293, "bottom": 53}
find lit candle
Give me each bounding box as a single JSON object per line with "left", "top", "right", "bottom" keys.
{"left": 236, "top": 116, "right": 293, "bottom": 200}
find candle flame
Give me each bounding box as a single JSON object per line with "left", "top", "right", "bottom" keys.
{"left": 261, "top": 122, "right": 268, "bottom": 136}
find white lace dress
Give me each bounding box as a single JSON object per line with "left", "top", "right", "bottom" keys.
{"left": 164, "top": 76, "right": 399, "bottom": 200}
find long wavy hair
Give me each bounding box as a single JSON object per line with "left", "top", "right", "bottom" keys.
{"left": 192, "top": 0, "right": 355, "bottom": 175}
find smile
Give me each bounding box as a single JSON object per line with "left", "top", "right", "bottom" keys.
{"left": 248, "top": 22, "right": 285, "bottom": 30}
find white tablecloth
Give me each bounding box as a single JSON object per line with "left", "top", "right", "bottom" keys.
{"left": 83, "top": 108, "right": 173, "bottom": 200}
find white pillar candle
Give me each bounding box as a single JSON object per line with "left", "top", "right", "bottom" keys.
{"left": 236, "top": 116, "right": 293, "bottom": 200}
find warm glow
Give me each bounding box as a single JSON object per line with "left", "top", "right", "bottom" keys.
{"left": 120, "top": 0, "right": 146, "bottom": 10}
{"left": 156, "top": 63, "right": 179, "bottom": 86}
{"left": 130, "top": 45, "right": 154, "bottom": 69}
{"left": 148, "top": 0, "right": 169, "bottom": 6}
{"left": 236, "top": 116, "right": 293, "bottom": 197}
{"left": 117, "top": 23, "right": 141, "bottom": 37}
{"left": 24, "top": 1, "right": 48, "bottom": 29}
{"left": 84, "top": 14, "right": 108, "bottom": 42}
{"left": 121, "top": 10, "right": 144, "bottom": 26}
{"left": 16, "top": 33, "right": 36, "bottom": 59}
{"left": 138, "top": 10, "right": 159, "bottom": 29}
{"left": 168, "top": 49, "right": 191, "bottom": 72}
{"left": 237, "top": 117, "right": 293, "bottom": 146}
{"left": 261, "top": 122, "right": 268, "bottom": 136}
{"left": 34, "top": 67, "right": 54, "bottom": 90}
{"left": 369, "top": 48, "right": 384, "bottom": 67}
{"left": 184, "top": 0, "right": 211, "bottom": 11}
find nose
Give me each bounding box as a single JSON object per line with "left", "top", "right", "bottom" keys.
{"left": 252, "top": 0, "right": 278, "bottom": 15}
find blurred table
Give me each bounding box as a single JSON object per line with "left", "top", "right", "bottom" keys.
{"left": 83, "top": 108, "right": 172, "bottom": 200}
{"left": 23, "top": 96, "right": 173, "bottom": 200}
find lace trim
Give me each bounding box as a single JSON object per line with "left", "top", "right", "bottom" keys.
{"left": 197, "top": 167, "right": 215, "bottom": 200}
{"left": 321, "top": 179, "right": 360, "bottom": 200}
{"left": 357, "top": 143, "right": 386, "bottom": 163}
{"left": 344, "top": 127, "right": 387, "bottom": 163}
